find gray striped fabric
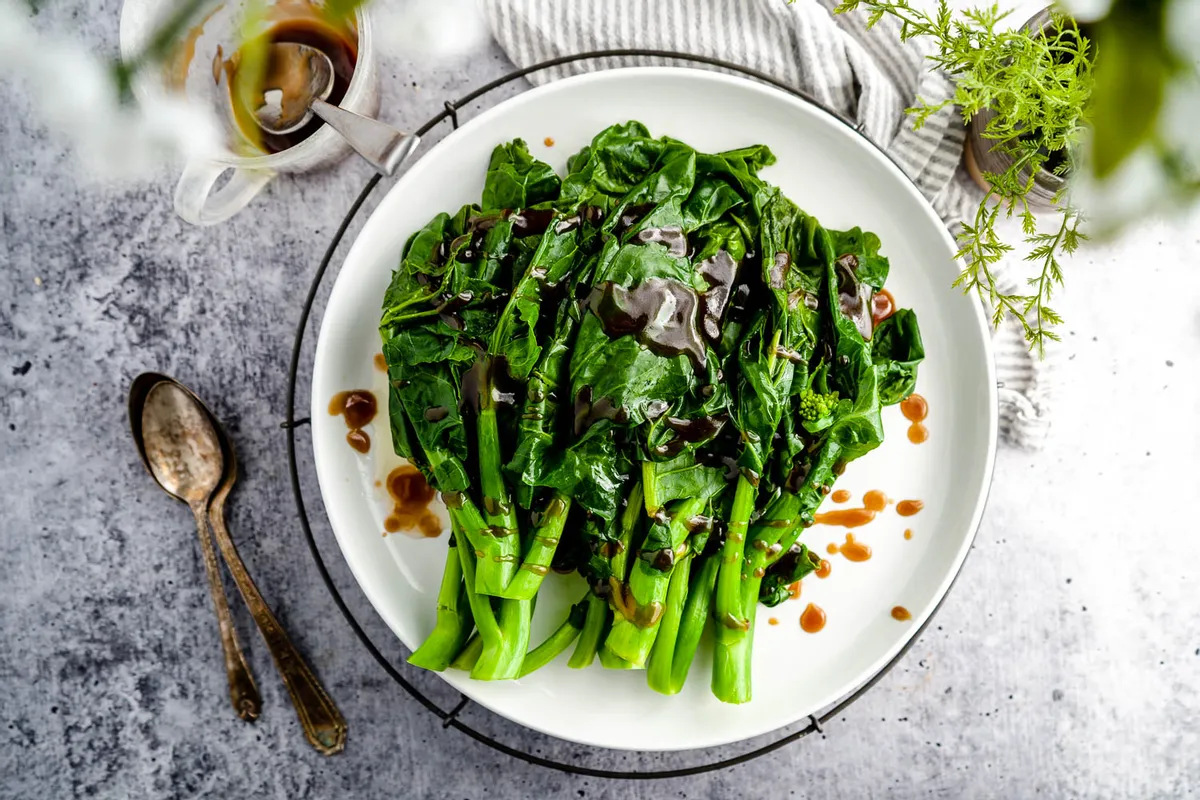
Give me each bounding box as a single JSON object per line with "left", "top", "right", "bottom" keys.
{"left": 479, "top": 0, "right": 1052, "bottom": 449}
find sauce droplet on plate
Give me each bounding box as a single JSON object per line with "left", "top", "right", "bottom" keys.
{"left": 800, "top": 603, "right": 826, "bottom": 633}
{"left": 900, "top": 393, "right": 928, "bottom": 444}
{"left": 815, "top": 559, "right": 832, "bottom": 579}
{"left": 891, "top": 605, "right": 912, "bottom": 621}
{"left": 832, "top": 533, "right": 872, "bottom": 562}
{"left": 903, "top": 528, "right": 913, "bottom": 540}
{"left": 814, "top": 507, "right": 876, "bottom": 528}
{"left": 373, "top": 353, "right": 388, "bottom": 372}
{"left": 896, "top": 499, "right": 924, "bottom": 517}
{"left": 543, "top": 136, "right": 555, "bottom": 147}
{"left": 863, "top": 490, "right": 889, "bottom": 512}
{"left": 345, "top": 430, "right": 370, "bottom": 453}
{"left": 831, "top": 489, "right": 852, "bottom": 504}
{"left": 383, "top": 465, "right": 441, "bottom": 538}
{"left": 329, "top": 390, "right": 377, "bottom": 453}
{"left": 814, "top": 489, "right": 890, "bottom": 528}
{"left": 768, "top": 617, "right": 779, "bottom": 626}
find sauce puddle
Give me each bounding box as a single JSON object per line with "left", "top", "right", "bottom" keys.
{"left": 900, "top": 393, "right": 928, "bottom": 444}
{"left": 329, "top": 390, "right": 377, "bottom": 453}
{"left": 896, "top": 499, "right": 925, "bottom": 517}
{"left": 383, "top": 465, "right": 441, "bottom": 538}
{"left": 831, "top": 489, "right": 852, "bottom": 504}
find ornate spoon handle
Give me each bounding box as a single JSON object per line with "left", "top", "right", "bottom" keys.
{"left": 208, "top": 488, "right": 347, "bottom": 755}
{"left": 189, "top": 503, "right": 262, "bottom": 721}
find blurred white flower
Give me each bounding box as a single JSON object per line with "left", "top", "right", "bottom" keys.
{"left": 1055, "top": 0, "right": 1114, "bottom": 23}
{"left": 373, "top": 0, "right": 489, "bottom": 61}
{"left": 1165, "top": 0, "right": 1200, "bottom": 62}
{"left": 0, "top": 0, "right": 219, "bottom": 180}
{"left": 1071, "top": 143, "right": 1175, "bottom": 232}
{"left": 1160, "top": 72, "right": 1200, "bottom": 169}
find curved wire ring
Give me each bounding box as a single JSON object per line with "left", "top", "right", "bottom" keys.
{"left": 285, "top": 49, "right": 975, "bottom": 779}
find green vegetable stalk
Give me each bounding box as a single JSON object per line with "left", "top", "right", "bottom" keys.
{"left": 407, "top": 532, "right": 473, "bottom": 671}
{"left": 605, "top": 495, "right": 707, "bottom": 667}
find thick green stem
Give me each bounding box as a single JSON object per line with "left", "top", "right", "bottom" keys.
{"left": 475, "top": 357, "right": 521, "bottom": 596}
{"left": 569, "top": 594, "right": 609, "bottom": 668}
{"left": 606, "top": 495, "right": 707, "bottom": 667}
{"left": 715, "top": 475, "right": 757, "bottom": 630}
{"left": 717, "top": 594, "right": 758, "bottom": 702}
{"left": 496, "top": 492, "right": 571, "bottom": 600}
{"left": 408, "top": 536, "right": 473, "bottom": 671}
{"left": 714, "top": 445, "right": 842, "bottom": 702}
{"left": 597, "top": 647, "right": 638, "bottom": 670}
{"left": 425, "top": 449, "right": 513, "bottom": 595}
{"left": 740, "top": 492, "right": 803, "bottom": 610}
{"left": 612, "top": 481, "right": 644, "bottom": 582}
{"left": 647, "top": 551, "right": 692, "bottom": 694}
{"left": 449, "top": 633, "right": 483, "bottom": 671}
{"left": 471, "top": 596, "right": 531, "bottom": 681}
{"left": 671, "top": 554, "right": 718, "bottom": 693}
{"left": 519, "top": 600, "right": 587, "bottom": 677}
{"left": 453, "top": 525, "right": 528, "bottom": 680}
{"left": 712, "top": 475, "right": 759, "bottom": 704}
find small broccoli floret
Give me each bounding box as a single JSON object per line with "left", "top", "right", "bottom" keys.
{"left": 797, "top": 387, "right": 839, "bottom": 423}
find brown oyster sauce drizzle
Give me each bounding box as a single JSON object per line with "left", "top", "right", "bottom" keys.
{"left": 383, "top": 466, "right": 441, "bottom": 539}
{"left": 826, "top": 533, "right": 872, "bottom": 562}
{"left": 813, "top": 489, "right": 890, "bottom": 528}
{"left": 783, "top": 486, "right": 925, "bottom": 630}
{"left": 800, "top": 603, "right": 826, "bottom": 633}
{"left": 608, "top": 578, "right": 664, "bottom": 629}
{"left": 328, "top": 390, "right": 377, "bottom": 453}
{"left": 900, "top": 393, "right": 929, "bottom": 444}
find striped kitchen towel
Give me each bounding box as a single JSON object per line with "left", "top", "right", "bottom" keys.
{"left": 478, "top": 0, "right": 1053, "bottom": 450}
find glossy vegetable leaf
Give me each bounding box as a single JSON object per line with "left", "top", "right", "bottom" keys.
{"left": 481, "top": 140, "right": 561, "bottom": 211}
{"left": 827, "top": 226, "right": 890, "bottom": 290}
{"left": 758, "top": 543, "right": 820, "bottom": 608}
{"left": 872, "top": 309, "right": 925, "bottom": 405}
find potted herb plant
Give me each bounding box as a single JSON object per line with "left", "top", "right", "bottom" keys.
{"left": 836, "top": 1, "right": 1093, "bottom": 353}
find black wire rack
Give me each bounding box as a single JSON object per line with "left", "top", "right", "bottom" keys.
{"left": 283, "top": 50, "right": 978, "bottom": 779}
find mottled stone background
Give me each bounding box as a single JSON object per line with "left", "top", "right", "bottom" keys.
{"left": 2, "top": 2, "right": 1199, "bottom": 798}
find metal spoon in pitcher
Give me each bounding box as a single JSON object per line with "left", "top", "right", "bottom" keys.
{"left": 252, "top": 42, "right": 419, "bottom": 176}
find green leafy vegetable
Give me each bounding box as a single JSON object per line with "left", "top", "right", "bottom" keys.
{"left": 380, "top": 122, "right": 923, "bottom": 701}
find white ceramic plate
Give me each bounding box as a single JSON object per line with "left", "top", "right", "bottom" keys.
{"left": 311, "top": 67, "right": 997, "bottom": 751}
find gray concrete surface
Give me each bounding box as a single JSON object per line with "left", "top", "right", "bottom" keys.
{"left": 2, "top": 1, "right": 1198, "bottom": 798}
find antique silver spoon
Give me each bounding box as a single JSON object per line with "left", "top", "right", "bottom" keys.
{"left": 130, "top": 373, "right": 347, "bottom": 754}
{"left": 252, "top": 41, "right": 419, "bottom": 176}
{"left": 129, "top": 373, "right": 262, "bottom": 722}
